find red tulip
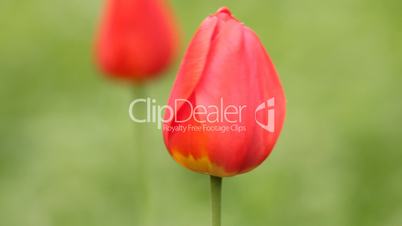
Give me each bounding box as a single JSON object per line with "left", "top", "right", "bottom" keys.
{"left": 96, "top": 0, "right": 179, "bottom": 80}
{"left": 163, "top": 7, "right": 286, "bottom": 177}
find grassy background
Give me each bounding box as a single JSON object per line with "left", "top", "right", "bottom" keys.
{"left": 1, "top": 0, "right": 402, "bottom": 225}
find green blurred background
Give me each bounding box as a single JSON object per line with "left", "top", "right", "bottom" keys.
{"left": 1, "top": 0, "right": 402, "bottom": 226}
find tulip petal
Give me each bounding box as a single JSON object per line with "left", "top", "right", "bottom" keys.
{"left": 164, "top": 16, "right": 218, "bottom": 140}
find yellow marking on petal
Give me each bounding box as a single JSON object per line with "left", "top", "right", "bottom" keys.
{"left": 172, "top": 150, "right": 233, "bottom": 177}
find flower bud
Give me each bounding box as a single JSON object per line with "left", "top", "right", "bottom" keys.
{"left": 163, "top": 7, "right": 286, "bottom": 177}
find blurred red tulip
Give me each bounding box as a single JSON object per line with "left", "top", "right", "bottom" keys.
{"left": 96, "top": 0, "right": 179, "bottom": 80}
{"left": 163, "top": 7, "right": 286, "bottom": 177}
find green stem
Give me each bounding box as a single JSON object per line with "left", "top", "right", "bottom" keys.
{"left": 210, "top": 176, "right": 222, "bottom": 226}
{"left": 132, "top": 85, "right": 149, "bottom": 225}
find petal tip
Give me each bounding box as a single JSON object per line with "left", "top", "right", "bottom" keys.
{"left": 216, "top": 6, "right": 232, "bottom": 16}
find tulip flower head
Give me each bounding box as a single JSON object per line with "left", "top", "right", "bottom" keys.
{"left": 96, "top": 0, "right": 179, "bottom": 80}
{"left": 163, "top": 7, "right": 286, "bottom": 177}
